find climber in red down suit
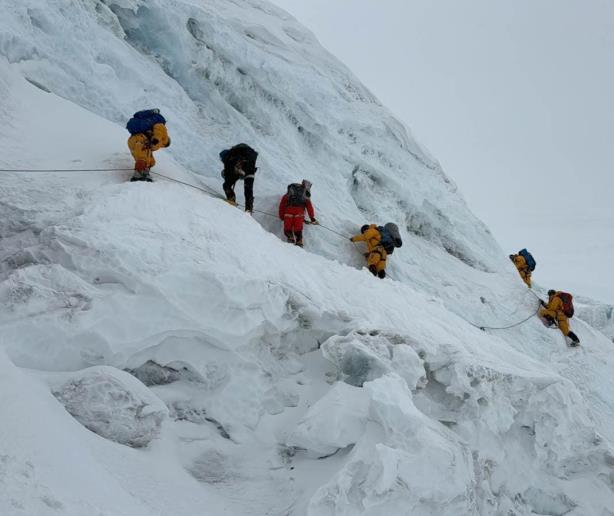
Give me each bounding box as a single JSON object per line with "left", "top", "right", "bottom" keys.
{"left": 278, "top": 180, "right": 318, "bottom": 247}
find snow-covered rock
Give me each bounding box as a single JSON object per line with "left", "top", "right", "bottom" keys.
{"left": 52, "top": 366, "right": 168, "bottom": 447}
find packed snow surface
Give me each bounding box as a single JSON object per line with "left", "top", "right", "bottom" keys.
{"left": 1, "top": 1, "right": 614, "bottom": 515}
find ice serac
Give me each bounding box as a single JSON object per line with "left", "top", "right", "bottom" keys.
{"left": 1, "top": 0, "right": 614, "bottom": 515}
{"left": 308, "top": 375, "right": 475, "bottom": 516}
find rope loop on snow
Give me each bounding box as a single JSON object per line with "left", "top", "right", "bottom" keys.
{"left": 466, "top": 302, "right": 542, "bottom": 332}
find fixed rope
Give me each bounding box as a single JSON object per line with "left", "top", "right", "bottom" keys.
{"left": 0, "top": 167, "right": 133, "bottom": 173}
{"left": 2, "top": 164, "right": 540, "bottom": 331}
{"left": 462, "top": 300, "right": 542, "bottom": 332}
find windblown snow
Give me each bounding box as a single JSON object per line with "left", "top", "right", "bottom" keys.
{"left": 1, "top": 1, "right": 614, "bottom": 515}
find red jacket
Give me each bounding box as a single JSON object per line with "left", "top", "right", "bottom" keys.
{"left": 279, "top": 194, "right": 315, "bottom": 220}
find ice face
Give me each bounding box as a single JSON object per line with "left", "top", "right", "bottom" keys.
{"left": 1, "top": 1, "right": 614, "bottom": 515}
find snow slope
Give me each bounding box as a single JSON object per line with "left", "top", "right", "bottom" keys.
{"left": 1, "top": 1, "right": 614, "bottom": 515}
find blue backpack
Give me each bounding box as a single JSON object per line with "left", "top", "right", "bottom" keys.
{"left": 378, "top": 223, "right": 402, "bottom": 255}
{"left": 126, "top": 109, "right": 166, "bottom": 135}
{"left": 519, "top": 248, "right": 536, "bottom": 271}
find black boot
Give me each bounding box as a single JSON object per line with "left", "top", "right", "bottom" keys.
{"left": 567, "top": 331, "right": 580, "bottom": 346}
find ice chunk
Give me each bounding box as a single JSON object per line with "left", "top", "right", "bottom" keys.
{"left": 308, "top": 374, "right": 474, "bottom": 515}
{"left": 321, "top": 331, "right": 425, "bottom": 388}
{"left": 288, "top": 381, "right": 369, "bottom": 456}
{"left": 53, "top": 366, "right": 168, "bottom": 447}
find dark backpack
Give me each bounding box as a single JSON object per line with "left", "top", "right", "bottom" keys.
{"left": 126, "top": 109, "right": 166, "bottom": 135}
{"left": 518, "top": 249, "right": 536, "bottom": 271}
{"left": 220, "top": 144, "right": 258, "bottom": 170}
{"left": 287, "top": 183, "right": 307, "bottom": 207}
{"left": 378, "top": 223, "right": 402, "bottom": 254}
{"left": 558, "top": 292, "right": 574, "bottom": 318}
{"left": 220, "top": 144, "right": 258, "bottom": 180}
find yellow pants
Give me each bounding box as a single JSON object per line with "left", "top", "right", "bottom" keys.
{"left": 519, "top": 269, "right": 532, "bottom": 288}
{"left": 539, "top": 307, "right": 570, "bottom": 336}
{"left": 367, "top": 247, "right": 387, "bottom": 273}
{"left": 128, "top": 134, "right": 156, "bottom": 169}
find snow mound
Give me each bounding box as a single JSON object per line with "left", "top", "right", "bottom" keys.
{"left": 52, "top": 366, "right": 168, "bottom": 447}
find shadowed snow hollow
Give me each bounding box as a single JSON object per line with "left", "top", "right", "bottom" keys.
{"left": 2, "top": 1, "right": 614, "bottom": 515}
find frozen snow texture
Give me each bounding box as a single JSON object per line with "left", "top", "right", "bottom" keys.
{"left": 308, "top": 374, "right": 475, "bottom": 516}
{"left": 1, "top": 0, "right": 614, "bottom": 515}
{"left": 321, "top": 330, "right": 426, "bottom": 388}
{"left": 288, "top": 381, "right": 369, "bottom": 456}
{"left": 576, "top": 297, "right": 614, "bottom": 342}
{"left": 53, "top": 366, "right": 168, "bottom": 447}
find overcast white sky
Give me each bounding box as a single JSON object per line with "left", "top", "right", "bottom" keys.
{"left": 273, "top": 0, "right": 614, "bottom": 303}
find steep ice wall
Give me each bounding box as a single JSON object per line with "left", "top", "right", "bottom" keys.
{"left": 2, "top": 2, "right": 614, "bottom": 515}
{"left": 2, "top": 0, "right": 502, "bottom": 275}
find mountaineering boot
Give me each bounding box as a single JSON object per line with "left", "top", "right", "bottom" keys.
{"left": 368, "top": 265, "right": 378, "bottom": 276}
{"left": 245, "top": 208, "right": 253, "bottom": 215}
{"left": 567, "top": 331, "right": 580, "bottom": 347}
{"left": 225, "top": 198, "right": 238, "bottom": 207}
{"left": 130, "top": 170, "right": 153, "bottom": 182}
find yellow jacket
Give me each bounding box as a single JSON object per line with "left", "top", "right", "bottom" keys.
{"left": 539, "top": 292, "right": 570, "bottom": 335}
{"left": 512, "top": 254, "right": 528, "bottom": 271}
{"left": 511, "top": 254, "right": 532, "bottom": 287}
{"left": 127, "top": 123, "right": 170, "bottom": 168}
{"left": 351, "top": 224, "right": 382, "bottom": 253}
{"left": 543, "top": 293, "right": 564, "bottom": 314}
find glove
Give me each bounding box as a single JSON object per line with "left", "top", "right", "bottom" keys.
{"left": 310, "top": 218, "right": 319, "bottom": 225}
{"left": 540, "top": 300, "right": 546, "bottom": 307}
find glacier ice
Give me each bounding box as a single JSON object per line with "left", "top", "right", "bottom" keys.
{"left": 52, "top": 366, "right": 168, "bottom": 447}
{"left": 0, "top": 0, "right": 614, "bottom": 514}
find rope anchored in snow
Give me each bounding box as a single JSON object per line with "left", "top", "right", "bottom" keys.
{"left": 1, "top": 163, "right": 548, "bottom": 333}
{"left": 0, "top": 165, "right": 352, "bottom": 237}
